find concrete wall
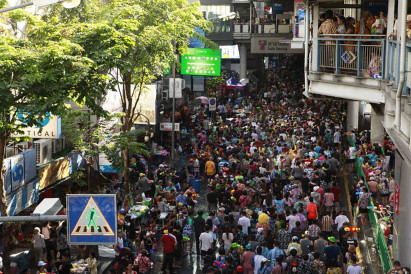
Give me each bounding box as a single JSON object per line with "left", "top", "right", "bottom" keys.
{"left": 394, "top": 152, "right": 411, "bottom": 267}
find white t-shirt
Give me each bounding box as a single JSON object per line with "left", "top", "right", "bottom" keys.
{"left": 347, "top": 265, "right": 363, "bottom": 274}
{"left": 286, "top": 215, "right": 300, "bottom": 232}
{"left": 335, "top": 215, "right": 350, "bottom": 231}
{"left": 238, "top": 216, "right": 251, "bottom": 235}
{"left": 253, "top": 254, "right": 266, "bottom": 274}
{"left": 115, "top": 237, "right": 124, "bottom": 256}
{"left": 333, "top": 131, "right": 341, "bottom": 143}
{"left": 199, "top": 232, "right": 214, "bottom": 251}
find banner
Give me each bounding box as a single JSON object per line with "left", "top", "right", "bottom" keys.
{"left": 99, "top": 153, "right": 117, "bottom": 173}
{"left": 7, "top": 179, "right": 39, "bottom": 216}
{"left": 12, "top": 113, "right": 61, "bottom": 139}
{"left": 3, "top": 159, "right": 12, "bottom": 194}
{"left": 10, "top": 154, "right": 24, "bottom": 192}
{"left": 22, "top": 148, "right": 37, "bottom": 184}
{"left": 251, "top": 37, "right": 304, "bottom": 54}
{"left": 160, "top": 123, "right": 180, "bottom": 131}
{"left": 39, "top": 157, "right": 70, "bottom": 190}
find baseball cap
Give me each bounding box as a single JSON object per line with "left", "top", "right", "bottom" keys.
{"left": 328, "top": 236, "right": 336, "bottom": 243}
{"left": 292, "top": 236, "right": 299, "bottom": 241}
{"left": 313, "top": 186, "right": 320, "bottom": 191}
{"left": 38, "top": 261, "right": 47, "bottom": 267}
{"left": 159, "top": 164, "right": 165, "bottom": 168}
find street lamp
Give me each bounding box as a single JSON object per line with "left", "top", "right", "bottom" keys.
{"left": 0, "top": 0, "right": 80, "bottom": 13}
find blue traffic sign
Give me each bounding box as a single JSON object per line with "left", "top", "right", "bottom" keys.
{"left": 67, "top": 194, "right": 117, "bottom": 245}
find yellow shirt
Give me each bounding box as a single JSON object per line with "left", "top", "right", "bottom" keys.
{"left": 85, "top": 257, "right": 97, "bottom": 274}
{"left": 205, "top": 161, "right": 215, "bottom": 176}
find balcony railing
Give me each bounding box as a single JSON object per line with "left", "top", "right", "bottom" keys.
{"left": 316, "top": 35, "right": 386, "bottom": 78}
{"left": 233, "top": 22, "right": 292, "bottom": 39}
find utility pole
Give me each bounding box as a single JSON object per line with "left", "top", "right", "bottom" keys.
{"left": 171, "top": 41, "right": 176, "bottom": 165}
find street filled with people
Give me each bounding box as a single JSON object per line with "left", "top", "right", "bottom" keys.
{"left": 29, "top": 55, "right": 407, "bottom": 274}
{"left": 114, "top": 55, "right": 404, "bottom": 274}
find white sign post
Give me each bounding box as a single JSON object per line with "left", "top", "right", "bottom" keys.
{"left": 209, "top": 98, "right": 217, "bottom": 111}
{"left": 160, "top": 123, "right": 180, "bottom": 131}
{"left": 169, "top": 78, "right": 184, "bottom": 98}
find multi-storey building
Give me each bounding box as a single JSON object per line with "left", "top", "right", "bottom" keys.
{"left": 302, "top": 0, "right": 411, "bottom": 270}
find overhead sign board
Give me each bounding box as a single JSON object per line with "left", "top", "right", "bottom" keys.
{"left": 12, "top": 113, "right": 61, "bottom": 139}
{"left": 220, "top": 45, "right": 240, "bottom": 59}
{"left": 67, "top": 194, "right": 117, "bottom": 244}
{"left": 160, "top": 123, "right": 180, "bottom": 132}
{"left": 181, "top": 48, "right": 221, "bottom": 77}
{"left": 251, "top": 37, "right": 304, "bottom": 54}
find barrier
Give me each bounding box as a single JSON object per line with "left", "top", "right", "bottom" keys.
{"left": 351, "top": 137, "right": 393, "bottom": 273}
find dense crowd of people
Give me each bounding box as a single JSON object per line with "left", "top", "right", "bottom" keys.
{"left": 26, "top": 54, "right": 409, "bottom": 274}
{"left": 119, "top": 55, "right": 406, "bottom": 274}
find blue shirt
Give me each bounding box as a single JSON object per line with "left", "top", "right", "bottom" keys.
{"left": 366, "top": 153, "right": 378, "bottom": 166}
{"left": 176, "top": 194, "right": 186, "bottom": 205}
{"left": 274, "top": 200, "right": 284, "bottom": 213}
{"left": 267, "top": 247, "right": 285, "bottom": 268}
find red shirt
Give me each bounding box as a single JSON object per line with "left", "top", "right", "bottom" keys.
{"left": 307, "top": 203, "right": 317, "bottom": 219}
{"left": 330, "top": 187, "right": 340, "bottom": 202}
{"left": 161, "top": 233, "right": 177, "bottom": 254}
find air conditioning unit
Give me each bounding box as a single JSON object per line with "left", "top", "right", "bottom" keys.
{"left": 6, "top": 147, "right": 15, "bottom": 158}
{"left": 16, "top": 141, "right": 29, "bottom": 153}
{"left": 34, "top": 139, "right": 53, "bottom": 165}
{"left": 52, "top": 138, "right": 66, "bottom": 154}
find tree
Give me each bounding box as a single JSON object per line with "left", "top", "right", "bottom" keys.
{"left": 61, "top": 110, "right": 118, "bottom": 192}
{"left": 42, "top": 0, "right": 215, "bottom": 194}
{"left": 0, "top": 32, "right": 107, "bottom": 274}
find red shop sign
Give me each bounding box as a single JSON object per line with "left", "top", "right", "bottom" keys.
{"left": 395, "top": 183, "right": 400, "bottom": 215}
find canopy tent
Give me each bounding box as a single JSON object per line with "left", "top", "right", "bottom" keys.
{"left": 226, "top": 77, "right": 245, "bottom": 89}
{"left": 32, "top": 198, "right": 63, "bottom": 216}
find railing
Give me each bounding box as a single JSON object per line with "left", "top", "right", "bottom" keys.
{"left": 317, "top": 35, "right": 386, "bottom": 78}
{"left": 233, "top": 22, "right": 292, "bottom": 36}
{"left": 210, "top": 19, "right": 233, "bottom": 33}
{"left": 350, "top": 137, "right": 393, "bottom": 273}
{"left": 386, "top": 39, "right": 411, "bottom": 94}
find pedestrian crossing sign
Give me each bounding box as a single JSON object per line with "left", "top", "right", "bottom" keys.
{"left": 67, "top": 194, "right": 117, "bottom": 244}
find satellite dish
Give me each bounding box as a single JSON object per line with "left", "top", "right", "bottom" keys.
{"left": 62, "top": 0, "right": 81, "bottom": 9}
{"left": 33, "top": 0, "right": 60, "bottom": 7}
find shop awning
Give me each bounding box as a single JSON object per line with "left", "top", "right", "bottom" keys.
{"left": 32, "top": 198, "right": 63, "bottom": 216}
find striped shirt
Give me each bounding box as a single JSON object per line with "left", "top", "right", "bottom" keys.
{"left": 322, "top": 215, "right": 333, "bottom": 232}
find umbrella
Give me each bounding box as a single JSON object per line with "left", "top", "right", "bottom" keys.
{"left": 195, "top": 96, "right": 209, "bottom": 105}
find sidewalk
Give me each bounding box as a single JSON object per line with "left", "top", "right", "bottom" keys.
{"left": 343, "top": 168, "right": 384, "bottom": 274}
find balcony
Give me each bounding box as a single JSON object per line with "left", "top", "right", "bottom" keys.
{"left": 386, "top": 40, "right": 411, "bottom": 94}
{"left": 309, "top": 35, "right": 386, "bottom": 103}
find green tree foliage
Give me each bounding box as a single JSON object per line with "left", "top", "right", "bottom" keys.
{"left": 30, "top": 0, "right": 215, "bottom": 193}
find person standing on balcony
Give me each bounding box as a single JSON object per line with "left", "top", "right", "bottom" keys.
{"left": 337, "top": 16, "right": 346, "bottom": 34}
{"left": 318, "top": 10, "right": 337, "bottom": 37}
{"left": 407, "top": 15, "right": 411, "bottom": 39}
{"left": 355, "top": 10, "right": 375, "bottom": 38}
